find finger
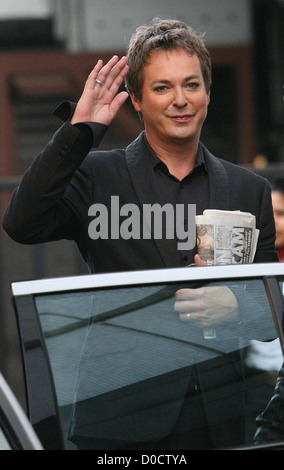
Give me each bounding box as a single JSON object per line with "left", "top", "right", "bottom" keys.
{"left": 109, "top": 62, "right": 129, "bottom": 93}
{"left": 96, "top": 55, "right": 126, "bottom": 87}
{"left": 174, "top": 300, "right": 205, "bottom": 312}
{"left": 175, "top": 288, "right": 203, "bottom": 300}
{"left": 179, "top": 312, "right": 194, "bottom": 322}
{"left": 106, "top": 67, "right": 129, "bottom": 101}
{"left": 109, "top": 91, "right": 129, "bottom": 116}
{"left": 86, "top": 56, "right": 120, "bottom": 91}
{"left": 85, "top": 59, "right": 104, "bottom": 89}
{"left": 178, "top": 312, "right": 208, "bottom": 323}
{"left": 178, "top": 310, "right": 211, "bottom": 325}
{"left": 194, "top": 254, "right": 214, "bottom": 266}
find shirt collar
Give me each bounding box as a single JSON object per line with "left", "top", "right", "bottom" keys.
{"left": 143, "top": 134, "right": 208, "bottom": 174}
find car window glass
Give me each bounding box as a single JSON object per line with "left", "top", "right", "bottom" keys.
{"left": 34, "top": 278, "right": 283, "bottom": 450}
{"left": 279, "top": 280, "right": 284, "bottom": 298}
{"left": 0, "top": 426, "right": 11, "bottom": 450}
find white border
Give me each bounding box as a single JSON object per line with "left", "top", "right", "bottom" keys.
{"left": 11, "top": 263, "right": 284, "bottom": 296}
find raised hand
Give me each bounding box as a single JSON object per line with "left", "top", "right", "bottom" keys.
{"left": 71, "top": 55, "right": 129, "bottom": 126}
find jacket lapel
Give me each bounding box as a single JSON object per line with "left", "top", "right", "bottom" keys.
{"left": 201, "top": 144, "right": 230, "bottom": 211}
{"left": 125, "top": 132, "right": 184, "bottom": 268}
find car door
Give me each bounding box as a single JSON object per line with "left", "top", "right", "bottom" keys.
{"left": 0, "top": 373, "right": 42, "bottom": 450}
{"left": 11, "top": 263, "right": 284, "bottom": 450}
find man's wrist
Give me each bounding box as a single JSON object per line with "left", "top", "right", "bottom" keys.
{"left": 53, "top": 101, "right": 108, "bottom": 148}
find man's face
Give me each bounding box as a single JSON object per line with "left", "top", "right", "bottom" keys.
{"left": 131, "top": 48, "right": 210, "bottom": 148}
{"left": 272, "top": 191, "right": 284, "bottom": 249}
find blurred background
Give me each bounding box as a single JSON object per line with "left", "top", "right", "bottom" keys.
{"left": 0, "top": 0, "right": 283, "bottom": 404}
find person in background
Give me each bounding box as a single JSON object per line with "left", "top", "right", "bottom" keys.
{"left": 254, "top": 178, "right": 284, "bottom": 445}
{"left": 271, "top": 178, "right": 284, "bottom": 261}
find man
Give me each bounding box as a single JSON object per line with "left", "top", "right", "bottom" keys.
{"left": 271, "top": 178, "right": 284, "bottom": 261}
{"left": 2, "top": 17, "right": 277, "bottom": 328}
{"left": 2, "top": 18, "right": 279, "bottom": 449}
{"left": 2, "top": 19, "right": 277, "bottom": 271}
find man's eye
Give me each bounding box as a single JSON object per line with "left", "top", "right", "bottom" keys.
{"left": 187, "top": 82, "right": 199, "bottom": 89}
{"left": 154, "top": 86, "right": 168, "bottom": 92}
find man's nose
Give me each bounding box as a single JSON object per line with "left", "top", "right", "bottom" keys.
{"left": 173, "top": 87, "right": 187, "bottom": 107}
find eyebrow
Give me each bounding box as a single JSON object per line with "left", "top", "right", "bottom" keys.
{"left": 150, "top": 74, "right": 201, "bottom": 86}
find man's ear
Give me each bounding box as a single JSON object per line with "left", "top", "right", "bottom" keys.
{"left": 207, "top": 90, "right": 211, "bottom": 105}
{"left": 130, "top": 94, "right": 142, "bottom": 113}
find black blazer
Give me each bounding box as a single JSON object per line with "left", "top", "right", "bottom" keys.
{"left": 3, "top": 122, "right": 278, "bottom": 273}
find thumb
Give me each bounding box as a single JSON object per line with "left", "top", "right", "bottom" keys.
{"left": 194, "top": 254, "right": 214, "bottom": 266}
{"left": 194, "top": 254, "right": 207, "bottom": 266}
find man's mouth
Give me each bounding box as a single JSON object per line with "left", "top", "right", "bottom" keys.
{"left": 171, "top": 114, "right": 192, "bottom": 122}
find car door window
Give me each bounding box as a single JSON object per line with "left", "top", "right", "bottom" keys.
{"left": 33, "top": 278, "right": 283, "bottom": 450}
{"left": 0, "top": 427, "right": 11, "bottom": 450}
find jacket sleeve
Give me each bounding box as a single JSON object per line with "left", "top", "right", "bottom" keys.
{"left": 254, "top": 178, "right": 279, "bottom": 263}
{"left": 2, "top": 108, "right": 107, "bottom": 243}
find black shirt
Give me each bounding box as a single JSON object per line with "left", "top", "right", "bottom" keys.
{"left": 144, "top": 135, "right": 210, "bottom": 265}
